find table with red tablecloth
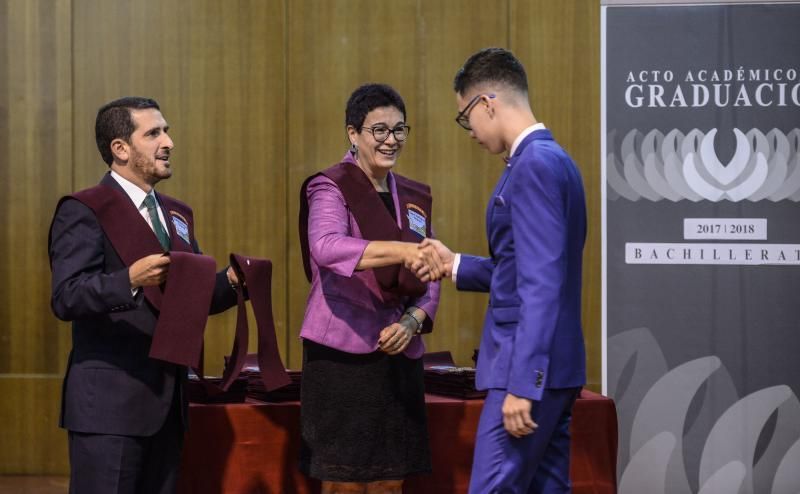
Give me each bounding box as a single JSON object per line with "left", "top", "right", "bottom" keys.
{"left": 177, "top": 389, "right": 617, "bottom": 493}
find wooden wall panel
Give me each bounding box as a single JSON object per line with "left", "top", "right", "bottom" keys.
{"left": 72, "top": 0, "right": 287, "bottom": 375}
{"left": 0, "top": 377, "right": 67, "bottom": 473}
{"left": 0, "top": 0, "right": 72, "bottom": 474}
{"left": 510, "top": 0, "right": 602, "bottom": 390}
{"left": 0, "top": 0, "right": 73, "bottom": 374}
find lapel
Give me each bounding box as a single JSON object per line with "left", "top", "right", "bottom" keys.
{"left": 386, "top": 171, "right": 402, "bottom": 229}
{"left": 485, "top": 166, "right": 512, "bottom": 253}
{"left": 485, "top": 129, "right": 553, "bottom": 254}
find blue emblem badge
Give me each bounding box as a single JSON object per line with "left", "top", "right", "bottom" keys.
{"left": 407, "top": 206, "right": 427, "bottom": 238}
{"left": 171, "top": 214, "right": 190, "bottom": 244}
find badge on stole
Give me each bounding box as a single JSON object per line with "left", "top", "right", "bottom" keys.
{"left": 406, "top": 203, "right": 427, "bottom": 238}
{"left": 170, "top": 211, "right": 191, "bottom": 244}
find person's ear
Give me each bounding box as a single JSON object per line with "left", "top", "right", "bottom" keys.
{"left": 110, "top": 138, "right": 129, "bottom": 163}
{"left": 346, "top": 125, "right": 359, "bottom": 146}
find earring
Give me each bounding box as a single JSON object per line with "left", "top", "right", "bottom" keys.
{"left": 350, "top": 143, "right": 358, "bottom": 155}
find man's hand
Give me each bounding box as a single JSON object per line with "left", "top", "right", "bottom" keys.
{"left": 402, "top": 242, "right": 443, "bottom": 282}
{"left": 502, "top": 393, "right": 538, "bottom": 438}
{"left": 226, "top": 266, "right": 240, "bottom": 286}
{"left": 378, "top": 321, "right": 415, "bottom": 355}
{"left": 416, "top": 239, "right": 455, "bottom": 280}
{"left": 129, "top": 254, "right": 170, "bottom": 289}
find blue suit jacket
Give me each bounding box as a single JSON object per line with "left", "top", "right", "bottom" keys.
{"left": 457, "top": 130, "right": 587, "bottom": 401}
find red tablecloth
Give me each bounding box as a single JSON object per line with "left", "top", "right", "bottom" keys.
{"left": 178, "top": 390, "right": 617, "bottom": 493}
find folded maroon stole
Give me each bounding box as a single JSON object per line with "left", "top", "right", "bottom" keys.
{"left": 148, "top": 251, "right": 216, "bottom": 367}
{"left": 224, "top": 254, "right": 290, "bottom": 392}
{"left": 299, "top": 158, "right": 433, "bottom": 299}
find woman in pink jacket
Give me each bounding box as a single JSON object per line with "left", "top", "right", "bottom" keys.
{"left": 298, "top": 83, "right": 441, "bottom": 494}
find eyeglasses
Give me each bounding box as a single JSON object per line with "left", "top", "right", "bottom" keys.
{"left": 455, "top": 93, "right": 496, "bottom": 130}
{"left": 360, "top": 124, "right": 411, "bottom": 142}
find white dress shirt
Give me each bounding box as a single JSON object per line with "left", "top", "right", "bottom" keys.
{"left": 110, "top": 170, "right": 170, "bottom": 236}
{"left": 110, "top": 170, "right": 169, "bottom": 294}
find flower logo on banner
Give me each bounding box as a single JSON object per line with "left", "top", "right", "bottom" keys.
{"left": 607, "top": 128, "right": 800, "bottom": 202}
{"left": 609, "top": 327, "right": 800, "bottom": 494}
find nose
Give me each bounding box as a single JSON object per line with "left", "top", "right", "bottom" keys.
{"left": 162, "top": 133, "right": 174, "bottom": 150}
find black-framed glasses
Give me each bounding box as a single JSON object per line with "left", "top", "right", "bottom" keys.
{"left": 360, "top": 124, "right": 411, "bottom": 142}
{"left": 455, "top": 93, "right": 496, "bottom": 130}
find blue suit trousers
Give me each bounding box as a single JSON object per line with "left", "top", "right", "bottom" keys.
{"left": 469, "top": 387, "right": 581, "bottom": 494}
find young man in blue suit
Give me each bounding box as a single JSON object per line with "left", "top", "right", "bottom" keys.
{"left": 420, "top": 47, "right": 588, "bottom": 493}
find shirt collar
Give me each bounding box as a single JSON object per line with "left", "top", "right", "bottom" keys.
{"left": 509, "top": 122, "right": 546, "bottom": 159}
{"left": 110, "top": 170, "right": 155, "bottom": 209}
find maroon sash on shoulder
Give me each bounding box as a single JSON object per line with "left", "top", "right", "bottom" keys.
{"left": 60, "top": 182, "right": 215, "bottom": 367}
{"left": 64, "top": 182, "right": 196, "bottom": 310}
{"left": 299, "top": 159, "right": 433, "bottom": 299}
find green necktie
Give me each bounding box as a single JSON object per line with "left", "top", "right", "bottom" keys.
{"left": 142, "top": 194, "right": 171, "bottom": 251}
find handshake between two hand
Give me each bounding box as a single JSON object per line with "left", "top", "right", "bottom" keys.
{"left": 403, "top": 238, "right": 455, "bottom": 283}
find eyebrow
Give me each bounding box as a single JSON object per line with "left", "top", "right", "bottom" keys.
{"left": 144, "top": 125, "right": 170, "bottom": 135}
{"left": 366, "top": 121, "right": 406, "bottom": 127}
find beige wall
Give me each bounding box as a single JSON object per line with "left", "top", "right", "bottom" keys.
{"left": 0, "top": 0, "right": 600, "bottom": 474}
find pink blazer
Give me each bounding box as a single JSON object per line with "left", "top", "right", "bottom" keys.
{"left": 299, "top": 156, "right": 440, "bottom": 358}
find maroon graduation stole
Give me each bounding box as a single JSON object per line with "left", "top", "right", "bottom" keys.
{"left": 148, "top": 251, "right": 216, "bottom": 367}
{"left": 299, "top": 158, "right": 433, "bottom": 300}
{"left": 55, "top": 181, "right": 214, "bottom": 368}
{"left": 53, "top": 180, "right": 290, "bottom": 392}
{"left": 60, "top": 181, "right": 197, "bottom": 311}
{"left": 216, "top": 254, "right": 291, "bottom": 392}
{"left": 194, "top": 253, "right": 290, "bottom": 394}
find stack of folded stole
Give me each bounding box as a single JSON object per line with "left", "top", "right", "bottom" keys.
{"left": 186, "top": 372, "right": 248, "bottom": 404}
{"left": 228, "top": 353, "right": 301, "bottom": 402}
{"left": 423, "top": 351, "right": 486, "bottom": 399}
{"left": 244, "top": 368, "right": 302, "bottom": 402}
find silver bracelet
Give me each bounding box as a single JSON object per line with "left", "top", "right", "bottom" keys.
{"left": 405, "top": 311, "right": 423, "bottom": 334}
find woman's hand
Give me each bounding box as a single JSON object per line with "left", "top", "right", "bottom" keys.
{"left": 378, "top": 316, "right": 418, "bottom": 355}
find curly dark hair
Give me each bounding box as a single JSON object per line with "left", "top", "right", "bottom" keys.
{"left": 345, "top": 83, "right": 406, "bottom": 131}
{"left": 95, "top": 97, "right": 160, "bottom": 165}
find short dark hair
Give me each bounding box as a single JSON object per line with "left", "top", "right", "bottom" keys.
{"left": 345, "top": 83, "right": 406, "bottom": 131}
{"left": 95, "top": 96, "right": 160, "bottom": 165}
{"left": 453, "top": 47, "right": 528, "bottom": 95}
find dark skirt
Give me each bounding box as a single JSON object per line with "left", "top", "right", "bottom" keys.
{"left": 299, "top": 339, "right": 432, "bottom": 482}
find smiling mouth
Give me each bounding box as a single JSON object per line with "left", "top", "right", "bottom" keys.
{"left": 377, "top": 148, "right": 397, "bottom": 157}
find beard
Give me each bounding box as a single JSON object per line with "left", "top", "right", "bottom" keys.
{"left": 129, "top": 145, "right": 171, "bottom": 185}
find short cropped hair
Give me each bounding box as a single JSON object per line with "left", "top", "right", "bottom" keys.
{"left": 345, "top": 83, "right": 406, "bottom": 131}
{"left": 453, "top": 47, "right": 528, "bottom": 95}
{"left": 95, "top": 97, "right": 160, "bottom": 165}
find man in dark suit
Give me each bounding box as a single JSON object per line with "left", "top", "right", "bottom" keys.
{"left": 49, "top": 97, "right": 238, "bottom": 494}
{"left": 421, "top": 48, "right": 588, "bottom": 493}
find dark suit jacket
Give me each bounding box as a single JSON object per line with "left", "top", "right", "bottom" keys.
{"left": 457, "top": 130, "right": 587, "bottom": 402}
{"left": 49, "top": 173, "right": 236, "bottom": 436}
